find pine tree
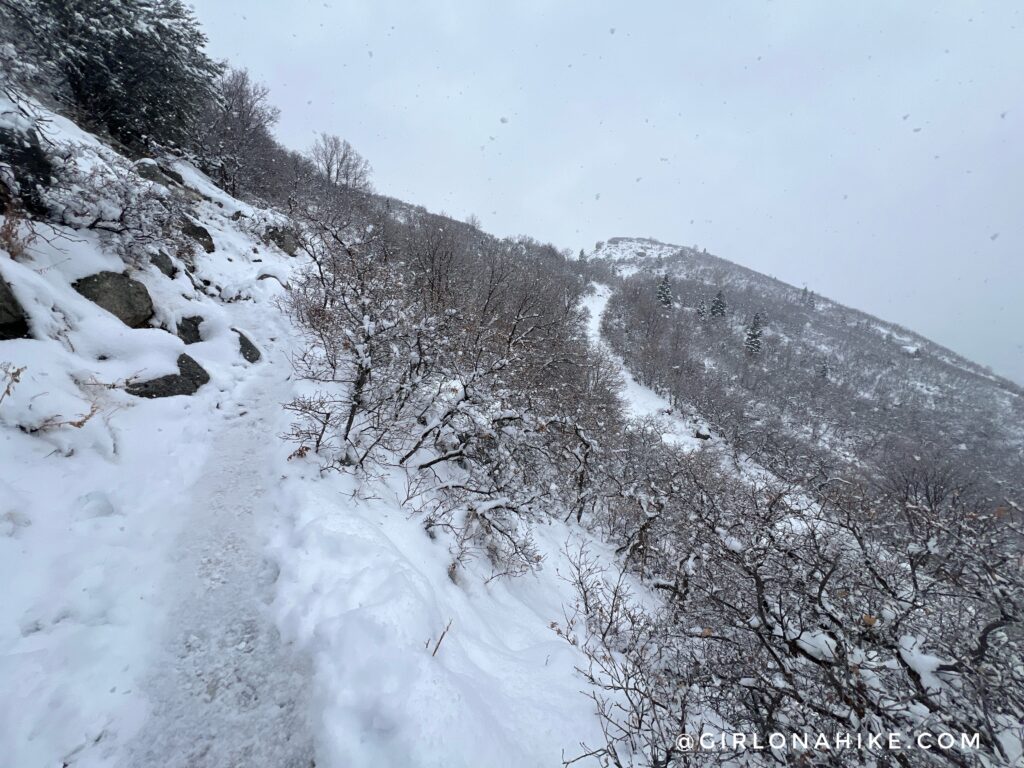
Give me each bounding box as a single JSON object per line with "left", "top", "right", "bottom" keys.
{"left": 2, "top": 0, "right": 222, "bottom": 149}
{"left": 657, "top": 274, "right": 673, "bottom": 308}
{"left": 696, "top": 299, "right": 709, "bottom": 321}
{"left": 710, "top": 290, "right": 727, "bottom": 318}
{"left": 744, "top": 313, "right": 763, "bottom": 355}
{"left": 801, "top": 286, "right": 817, "bottom": 310}
{"left": 578, "top": 248, "right": 586, "bottom": 262}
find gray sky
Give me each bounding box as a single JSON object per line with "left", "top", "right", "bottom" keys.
{"left": 188, "top": 0, "right": 1024, "bottom": 384}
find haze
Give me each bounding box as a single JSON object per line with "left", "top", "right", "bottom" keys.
{"left": 187, "top": 0, "right": 1024, "bottom": 384}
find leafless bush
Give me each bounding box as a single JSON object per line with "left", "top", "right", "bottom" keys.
{"left": 44, "top": 145, "right": 181, "bottom": 264}
{"left": 565, "top": 447, "right": 1024, "bottom": 767}
{"left": 283, "top": 212, "right": 623, "bottom": 582}
{"left": 0, "top": 200, "right": 36, "bottom": 259}
{"left": 0, "top": 362, "right": 24, "bottom": 406}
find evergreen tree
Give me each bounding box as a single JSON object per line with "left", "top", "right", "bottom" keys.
{"left": 657, "top": 274, "right": 673, "bottom": 308}
{"left": 744, "top": 313, "right": 763, "bottom": 355}
{"left": 696, "top": 299, "right": 709, "bottom": 321}
{"left": 801, "top": 286, "right": 817, "bottom": 310}
{"left": 710, "top": 290, "right": 727, "bottom": 318}
{"left": 1, "top": 0, "right": 221, "bottom": 149}
{"left": 578, "top": 248, "right": 587, "bottom": 262}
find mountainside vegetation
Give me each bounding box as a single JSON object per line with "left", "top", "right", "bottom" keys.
{"left": 2, "top": 7, "right": 1022, "bottom": 767}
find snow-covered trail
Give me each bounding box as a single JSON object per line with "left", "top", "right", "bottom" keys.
{"left": 123, "top": 359, "right": 315, "bottom": 768}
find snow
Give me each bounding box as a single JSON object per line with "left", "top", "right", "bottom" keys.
{"left": 582, "top": 284, "right": 706, "bottom": 450}
{"left": 592, "top": 237, "right": 683, "bottom": 264}
{"left": 2, "top": 101, "right": 612, "bottom": 767}
{"left": 273, "top": 470, "right": 607, "bottom": 766}
{"left": 123, "top": 354, "right": 315, "bottom": 767}
{"left": 1, "top": 108, "right": 304, "bottom": 764}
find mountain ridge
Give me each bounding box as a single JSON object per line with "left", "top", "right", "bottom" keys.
{"left": 589, "top": 234, "right": 1022, "bottom": 394}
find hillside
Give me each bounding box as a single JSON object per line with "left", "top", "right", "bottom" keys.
{"left": 0, "top": 93, "right": 615, "bottom": 766}
{"left": 2, "top": 4, "right": 1023, "bottom": 766}
{"left": 585, "top": 237, "right": 1024, "bottom": 500}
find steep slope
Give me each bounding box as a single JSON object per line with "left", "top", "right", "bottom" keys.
{"left": 586, "top": 236, "right": 1024, "bottom": 498}
{"left": 1, "top": 94, "right": 616, "bottom": 768}
{"left": 0, "top": 96, "right": 308, "bottom": 766}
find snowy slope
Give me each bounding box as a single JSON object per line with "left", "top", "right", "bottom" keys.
{"left": 0, "top": 100, "right": 305, "bottom": 765}
{"left": 588, "top": 236, "right": 1024, "bottom": 497}
{"left": 2, "top": 100, "right": 616, "bottom": 768}
{"left": 582, "top": 284, "right": 707, "bottom": 451}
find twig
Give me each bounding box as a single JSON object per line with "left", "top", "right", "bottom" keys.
{"left": 431, "top": 619, "right": 453, "bottom": 658}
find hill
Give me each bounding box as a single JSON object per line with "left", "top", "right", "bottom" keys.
{"left": 2, "top": 5, "right": 1023, "bottom": 765}
{"left": 585, "top": 236, "right": 1024, "bottom": 500}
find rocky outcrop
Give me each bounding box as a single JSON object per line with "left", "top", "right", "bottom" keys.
{"left": 134, "top": 159, "right": 174, "bottom": 187}
{"left": 181, "top": 218, "right": 215, "bottom": 253}
{"left": 150, "top": 250, "right": 176, "bottom": 278}
{"left": 72, "top": 272, "right": 154, "bottom": 328}
{"left": 126, "top": 354, "right": 210, "bottom": 398}
{"left": 0, "top": 277, "right": 30, "bottom": 339}
{"left": 158, "top": 164, "right": 184, "bottom": 186}
{"left": 233, "top": 329, "right": 261, "bottom": 363}
{"left": 176, "top": 315, "right": 204, "bottom": 345}
{"left": 264, "top": 226, "right": 300, "bottom": 256}
{"left": 0, "top": 123, "right": 53, "bottom": 216}
{"left": 134, "top": 159, "right": 185, "bottom": 187}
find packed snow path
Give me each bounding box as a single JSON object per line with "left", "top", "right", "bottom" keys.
{"left": 124, "top": 363, "right": 314, "bottom": 768}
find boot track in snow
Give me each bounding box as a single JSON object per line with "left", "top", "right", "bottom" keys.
{"left": 124, "top": 366, "right": 314, "bottom": 768}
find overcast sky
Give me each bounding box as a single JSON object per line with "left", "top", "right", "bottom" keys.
{"left": 188, "top": 0, "right": 1024, "bottom": 384}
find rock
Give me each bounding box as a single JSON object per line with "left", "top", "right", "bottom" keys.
{"left": 158, "top": 164, "right": 184, "bottom": 186}
{"left": 134, "top": 159, "right": 185, "bottom": 187}
{"left": 176, "top": 315, "right": 204, "bottom": 345}
{"left": 72, "top": 271, "right": 154, "bottom": 328}
{"left": 264, "top": 225, "right": 300, "bottom": 256}
{"left": 694, "top": 427, "right": 712, "bottom": 441}
{"left": 127, "top": 354, "right": 210, "bottom": 398}
{"left": 134, "top": 159, "right": 174, "bottom": 187}
{"left": 181, "top": 217, "right": 215, "bottom": 253}
{"left": 0, "top": 277, "right": 30, "bottom": 339}
{"left": 150, "top": 250, "right": 176, "bottom": 277}
{"left": 0, "top": 123, "right": 53, "bottom": 216}
{"left": 233, "top": 328, "right": 261, "bottom": 363}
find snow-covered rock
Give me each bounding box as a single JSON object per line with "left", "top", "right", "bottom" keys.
{"left": 72, "top": 271, "right": 155, "bottom": 328}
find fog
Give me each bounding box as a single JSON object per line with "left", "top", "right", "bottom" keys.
{"left": 188, "top": 0, "right": 1024, "bottom": 384}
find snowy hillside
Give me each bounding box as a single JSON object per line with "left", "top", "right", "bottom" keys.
{"left": 586, "top": 236, "right": 1024, "bottom": 499}
{"left": 0, "top": 98, "right": 619, "bottom": 767}
{"left": 3, "top": 4, "right": 1022, "bottom": 765}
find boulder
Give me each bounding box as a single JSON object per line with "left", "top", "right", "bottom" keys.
{"left": 134, "top": 159, "right": 174, "bottom": 187}
{"left": 694, "top": 427, "right": 712, "bottom": 441}
{"left": 73, "top": 271, "right": 154, "bottom": 328}
{"left": 0, "top": 123, "right": 53, "bottom": 216}
{"left": 176, "top": 315, "right": 204, "bottom": 345}
{"left": 158, "top": 163, "right": 184, "bottom": 186}
{"left": 264, "top": 226, "right": 300, "bottom": 256}
{"left": 0, "top": 277, "right": 30, "bottom": 339}
{"left": 233, "top": 328, "right": 261, "bottom": 363}
{"left": 150, "top": 250, "right": 176, "bottom": 278}
{"left": 134, "top": 159, "right": 185, "bottom": 187}
{"left": 181, "top": 217, "right": 215, "bottom": 253}
{"left": 127, "top": 354, "right": 210, "bottom": 398}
